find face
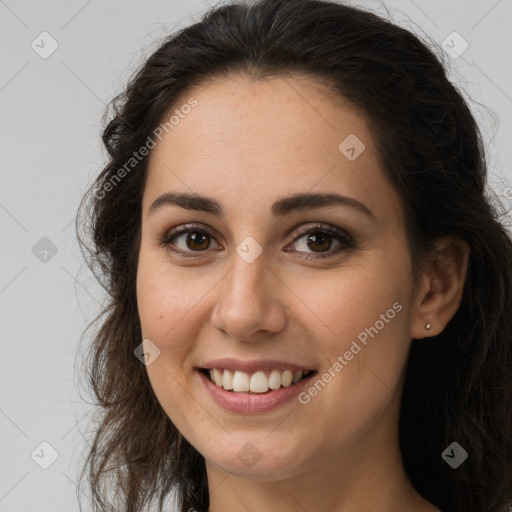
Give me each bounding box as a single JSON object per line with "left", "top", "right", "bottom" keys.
{"left": 136, "top": 74, "right": 418, "bottom": 480}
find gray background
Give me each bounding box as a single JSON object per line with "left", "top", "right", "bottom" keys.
{"left": 1, "top": 0, "right": 511, "bottom": 511}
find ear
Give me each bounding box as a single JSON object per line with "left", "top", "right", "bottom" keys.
{"left": 410, "top": 236, "right": 470, "bottom": 340}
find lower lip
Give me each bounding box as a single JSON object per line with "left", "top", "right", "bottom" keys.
{"left": 198, "top": 370, "right": 315, "bottom": 413}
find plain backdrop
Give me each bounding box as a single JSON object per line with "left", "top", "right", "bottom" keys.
{"left": 1, "top": 0, "right": 511, "bottom": 510}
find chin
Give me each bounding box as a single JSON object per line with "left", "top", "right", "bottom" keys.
{"left": 202, "top": 436, "right": 308, "bottom": 479}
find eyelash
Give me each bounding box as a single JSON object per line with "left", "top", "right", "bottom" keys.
{"left": 159, "top": 222, "right": 356, "bottom": 260}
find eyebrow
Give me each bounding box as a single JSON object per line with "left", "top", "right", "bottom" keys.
{"left": 148, "top": 191, "right": 376, "bottom": 220}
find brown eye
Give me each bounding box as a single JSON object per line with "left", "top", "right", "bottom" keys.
{"left": 160, "top": 222, "right": 355, "bottom": 260}
{"left": 181, "top": 230, "right": 211, "bottom": 251}
{"left": 303, "top": 231, "right": 334, "bottom": 253}
{"left": 286, "top": 223, "right": 355, "bottom": 260}
{"left": 160, "top": 224, "right": 221, "bottom": 258}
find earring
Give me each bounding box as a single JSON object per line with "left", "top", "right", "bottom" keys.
{"left": 425, "top": 321, "right": 432, "bottom": 330}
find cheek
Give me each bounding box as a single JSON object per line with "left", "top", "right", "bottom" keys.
{"left": 135, "top": 248, "right": 221, "bottom": 381}
{"left": 136, "top": 249, "right": 202, "bottom": 340}
{"left": 136, "top": 254, "right": 193, "bottom": 381}
{"left": 291, "top": 251, "right": 412, "bottom": 415}
{"left": 136, "top": 255, "right": 206, "bottom": 433}
{"left": 289, "top": 252, "right": 410, "bottom": 348}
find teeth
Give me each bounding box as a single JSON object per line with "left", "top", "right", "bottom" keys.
{"left": 212, "top": 368, "right": 223, "bottom": 387}
{"left": 232, "top": 371, "right": 250, "bottom": 392}
{"left": 268, "top": 369, "right": 282, "bottom": 390}
{"left": 282, "top": 370, "right": 293, "bottom": 387}
{"left": 250, "top": 371, "right": 268, "bottom": 393}
{"left": 207, "top": 368, "right": 310, "bottom": 393}
{"left": 292, "top": 370, "right": 303, "bottom": 383}
{"left": 222, "top": 369, "right": 234, "bottom": 390}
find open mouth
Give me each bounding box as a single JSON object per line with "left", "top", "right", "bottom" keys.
{"left": 199, "top": 367, "right": 318, "bottom": 394}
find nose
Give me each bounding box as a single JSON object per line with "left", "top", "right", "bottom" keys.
{"left": 210, "top": 250, "right": 287, "bottom": 341}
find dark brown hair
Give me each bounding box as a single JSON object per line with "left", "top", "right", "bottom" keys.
{"left": 75, "top": 1, "right": 512, "bottom": 511}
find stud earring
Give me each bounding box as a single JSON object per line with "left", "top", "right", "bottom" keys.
{"left": 425, "top": 321, "right": 432, "bottom": 330}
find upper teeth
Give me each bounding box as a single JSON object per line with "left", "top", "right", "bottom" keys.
{"left": 208, "top": 368, "right": 311, "bottom": 393}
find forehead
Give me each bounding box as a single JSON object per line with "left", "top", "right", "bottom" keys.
{"left": 143, "top": 74, "right": 403, "bottom": 229}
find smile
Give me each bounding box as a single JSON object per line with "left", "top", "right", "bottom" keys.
{"left": 201, "top": 368, "right": 314, "bottom": 393}
{"left": 197, "top": 366, "right": 318, "bottom": 413}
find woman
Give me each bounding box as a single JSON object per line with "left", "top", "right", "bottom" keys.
{"left": 76, "top": 0, "right": 512, "bottom": 511}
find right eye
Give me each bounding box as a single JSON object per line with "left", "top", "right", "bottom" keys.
{"left": 159, "top": 224, "right": 222, "bottom": 258}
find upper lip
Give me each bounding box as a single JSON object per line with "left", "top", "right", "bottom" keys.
{"left": 198, "top": 358, "right": 316, "bottom": 374}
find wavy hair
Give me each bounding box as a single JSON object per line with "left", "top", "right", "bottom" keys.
{"left": 75, "top": 1, "right": 512, "bottom": 511}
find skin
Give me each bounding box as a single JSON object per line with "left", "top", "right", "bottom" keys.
{"left": 136, "top": 73, "right": 469, "bottom": 512}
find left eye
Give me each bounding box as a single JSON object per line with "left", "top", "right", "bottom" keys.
{"left": 285, "top": 223, "right": 356, "bottom": 259}
{"left": 159, "top": 223, "right": 355, "bottom": 259}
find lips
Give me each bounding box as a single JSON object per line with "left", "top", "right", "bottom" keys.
{"left": 197, "top": 366, "right": 318, "bottom": 413}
